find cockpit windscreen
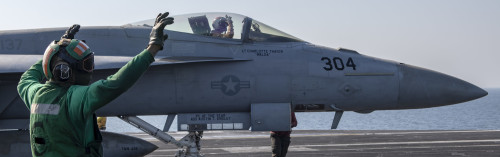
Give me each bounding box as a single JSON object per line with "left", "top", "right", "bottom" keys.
{"left": 128, "top": 12, "right": 303, "bottom": 42}
{"left": 248, "top": 19, "right": 303, "bottom": 42}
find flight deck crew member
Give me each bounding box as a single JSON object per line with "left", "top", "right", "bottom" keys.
{"left": 270, "top": 111, "right": 298, "bottom": 157}
{"left": 17, "top": 12, "right": 174, "bottom": 156}
{"left": 211, "top": 15, "right": 234, "bottom": 38}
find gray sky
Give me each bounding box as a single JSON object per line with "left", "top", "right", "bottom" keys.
{"left": 1, "top": 0, "right": 498, "bottom": 88}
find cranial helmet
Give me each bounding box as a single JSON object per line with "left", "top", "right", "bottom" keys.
{"left": 42, "top": 39, "right": 94, "bottom": 85}
{"left": 212, "top": 17, "right": 228, "bottom": 33}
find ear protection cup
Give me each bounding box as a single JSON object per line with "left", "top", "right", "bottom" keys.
{"left": 52, "top": 62, "right": 71, "bottom": 82}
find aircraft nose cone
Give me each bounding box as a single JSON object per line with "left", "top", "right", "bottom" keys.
{"left": 398, "top": 64, "right": 487, "bottom": 109}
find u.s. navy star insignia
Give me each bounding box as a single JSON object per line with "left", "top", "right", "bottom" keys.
{"left": 211, "top": 75, "right": 250, "bottom": 96}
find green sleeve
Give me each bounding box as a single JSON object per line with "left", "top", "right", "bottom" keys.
{"left": 17, "top": 60, "right": 45, "bottom": 109}
{"left": 82, "top": 49, "right": 155, "bottom": 114}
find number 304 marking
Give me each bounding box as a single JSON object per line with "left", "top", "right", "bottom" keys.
{"left": 321, "top": 57, "right": 356, "bottom": 71}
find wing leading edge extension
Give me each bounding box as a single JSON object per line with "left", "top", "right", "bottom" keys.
{"left": 0, "top": 54, "right": 252, "bottom": 75}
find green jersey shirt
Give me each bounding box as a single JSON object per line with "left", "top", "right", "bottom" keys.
{"left": 18, "top": 49, "right": 155, "bottom": 157}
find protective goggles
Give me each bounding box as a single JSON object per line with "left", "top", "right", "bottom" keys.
{"left": 58, "top": 50, "right": 94, "bottom": 73}
{"left": 80, "top": 52, "right": 94, "bottom": 73}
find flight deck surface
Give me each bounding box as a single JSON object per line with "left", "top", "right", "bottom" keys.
{"left": 127, "top": 130, "right": 500, "bottom": 157}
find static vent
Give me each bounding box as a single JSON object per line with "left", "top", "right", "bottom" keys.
{"left": 338, "top": 48, "right": 359, "bottom": 54}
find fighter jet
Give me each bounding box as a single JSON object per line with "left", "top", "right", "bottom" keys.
{"left": 0, "top": 12, "right": 488, "bottom": 156}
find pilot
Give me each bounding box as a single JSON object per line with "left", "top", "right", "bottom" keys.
{"left": 97, "top": 117, "right": 107, "bottom": 130}
{"left": 270, "top": 111, "right": 297, "bottom": 157}
{"left": 17, "top": 12, "right": 173, "bottom": 156}
{"left": 211, "top": 15, "right": 234, "bottom": 38}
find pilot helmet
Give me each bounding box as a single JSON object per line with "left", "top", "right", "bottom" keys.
{"left": 212, "top": 17, "right": 228, "bottom": 33}
{"left": 42, "top": 39, "right": 94, "bottom": 85}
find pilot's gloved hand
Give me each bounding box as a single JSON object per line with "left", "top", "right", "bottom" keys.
{"left": 61, "top": 24, "right": 80, "bottom": 39}
{"left": 149, "top": 12, "right": 174, "bottom": 50}
{"left": 225, "top": 15, "right": 233, "bottom": 25}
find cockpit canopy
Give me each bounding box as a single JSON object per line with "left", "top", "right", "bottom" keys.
{"left": 129, "top": 12, "right": 303, "bottom": 42}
